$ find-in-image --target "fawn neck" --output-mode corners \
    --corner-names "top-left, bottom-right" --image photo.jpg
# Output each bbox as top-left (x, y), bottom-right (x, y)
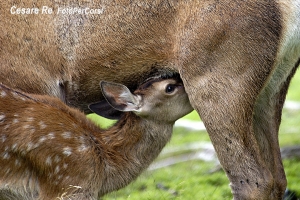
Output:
top-left (98, 112), bottom-right (173, 195)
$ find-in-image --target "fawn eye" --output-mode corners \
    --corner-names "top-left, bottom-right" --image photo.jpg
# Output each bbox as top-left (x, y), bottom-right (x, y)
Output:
top-left (165, 84), bottom-right (176, 94)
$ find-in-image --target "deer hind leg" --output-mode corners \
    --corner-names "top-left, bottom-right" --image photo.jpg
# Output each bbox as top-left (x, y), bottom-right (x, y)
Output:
top-left (181, 55), bottom-right (300, 199)
top-left (179, 60), bottom-right (296, 199)
top-left (253, 59), bottom-right (300, 198)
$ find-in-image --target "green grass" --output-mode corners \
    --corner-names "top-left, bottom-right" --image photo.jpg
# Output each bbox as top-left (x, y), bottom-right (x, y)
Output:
top-left (286, 68), bottom-right (300, 101)
top-left (103, 160), bottom-right (232, 200)
top-left (88, 69), bottom-right (300, 200)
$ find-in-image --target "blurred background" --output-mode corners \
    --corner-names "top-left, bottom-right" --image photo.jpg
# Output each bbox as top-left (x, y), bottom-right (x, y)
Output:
top-left (88, 70), bottom-right (300, 200)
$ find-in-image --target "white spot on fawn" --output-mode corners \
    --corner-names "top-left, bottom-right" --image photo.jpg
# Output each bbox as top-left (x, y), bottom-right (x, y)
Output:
top-left (63, 147), bottom-right (72, 157)
top-left (11, 91), bottom-right (20, 99)
top-left (78, 144), bottom-right (89, 152)
top-left (15, 159), bottom-right (21, 167)
top-left (53, 181), bottom-right (59, 185)
top-left (79, 136), bottom-right (85, 143)
top-left (23, 124), bottom-right (30, 129)
top-left (3, 152), bottom-right (10, 159)
top-left (27, 142), bottom-right (34, 151)
top-left (23, 124), bottom-right (36, 134)
top-left (39, 121), bottom-right (47, 129)
top-left (3, 124), bottom-right (10, 131)
top-left (12, 119), bottom-right (19, 124)
top-left (63, 163), bottom-right (68, 169)
top-left (0, 90), bottom-right (6, 97)
top-left (0, 114), bottom-right (5, 122)
top-left (38, 136), bottom-right (47, 143)
top-left (20, 97), bottom-right (26, 101)
top-left (33, 143), bottom-right (40, 149)
top-left (11, 92), bottom-right (25, 100)
top-left (24, 124), bottom-right (34, 129)
top-left (46, 157), bottom-right (52, 166)
top-left (12, 143), bottom-right (18, 151)
top-left (1, 134), bottom-right (7, 143)
top-left (62, 132), bottom-right (72, 139)
top-left (54, 155), bottom-right (61, 163)
top-left (5, 168), bottom-right (11, 175)
top-left (27, 117), bottom-right (34, 122)
top-left (4, 146), bottom-right (9, 151)
top-left (20, 150), bottom-right (26, 156)
top-left (47, 132), bottom-right (55, 140)
top-left (54, 165), bottom-right (60, 174)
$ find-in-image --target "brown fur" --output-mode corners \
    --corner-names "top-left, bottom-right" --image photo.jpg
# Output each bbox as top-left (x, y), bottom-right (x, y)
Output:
top-left (1, 0), bottom-right (300, 199)
top-left (0, 79), bottom-right (193, 199)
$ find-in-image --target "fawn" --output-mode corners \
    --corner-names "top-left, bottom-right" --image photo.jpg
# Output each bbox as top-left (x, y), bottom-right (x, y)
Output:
top-left (0, 77), bottom-right (193, 199)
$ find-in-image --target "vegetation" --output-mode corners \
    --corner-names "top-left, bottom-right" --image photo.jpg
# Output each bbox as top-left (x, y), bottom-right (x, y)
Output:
top-left (88, 69), bottom-right (300, 200)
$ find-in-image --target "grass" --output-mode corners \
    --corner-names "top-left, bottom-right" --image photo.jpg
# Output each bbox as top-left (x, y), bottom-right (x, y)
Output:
top-left (87, 69), bottom-right (300, 200)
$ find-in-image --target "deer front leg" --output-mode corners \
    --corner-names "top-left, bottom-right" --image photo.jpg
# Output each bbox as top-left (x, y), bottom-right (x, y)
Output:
top-left (181, 67), bottom-right (287, 199)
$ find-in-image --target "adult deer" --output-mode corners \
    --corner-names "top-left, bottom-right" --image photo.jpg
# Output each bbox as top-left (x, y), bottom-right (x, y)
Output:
top-left (0, 77), bottom-right (193, 199)
top-left (0, 0), bottom-right (300, 199)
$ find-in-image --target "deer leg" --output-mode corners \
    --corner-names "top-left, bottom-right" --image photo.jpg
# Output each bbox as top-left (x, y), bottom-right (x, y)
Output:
top-left (251, 59), bottom-right (300, 199)
top-left (180, 64), bottom-right (292, 199)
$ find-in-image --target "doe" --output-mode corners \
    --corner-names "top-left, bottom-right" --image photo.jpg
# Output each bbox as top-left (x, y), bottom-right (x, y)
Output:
top-left (0, 77), bottom-right (193, 200)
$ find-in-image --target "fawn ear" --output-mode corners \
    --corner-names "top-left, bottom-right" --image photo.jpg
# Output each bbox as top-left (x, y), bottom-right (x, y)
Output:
top-left (100, 81), bottom-right (141, 112)
top-left (89, 100), bottom-right (124, 120)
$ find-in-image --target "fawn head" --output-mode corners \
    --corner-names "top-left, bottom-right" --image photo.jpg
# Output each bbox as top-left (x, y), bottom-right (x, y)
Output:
top-left (89, 78), bottom-right (193, 123)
